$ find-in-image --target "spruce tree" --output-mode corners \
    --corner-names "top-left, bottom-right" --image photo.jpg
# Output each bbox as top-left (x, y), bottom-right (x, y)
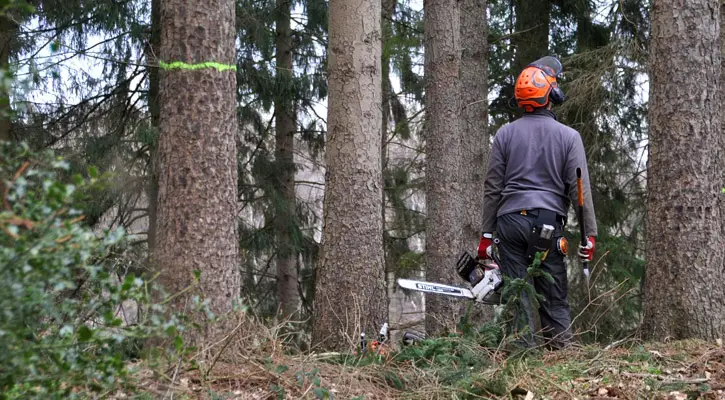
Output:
top-left (154, 0), bottom-right (242, 346)
top-left (274, 0), bottom-right (301, 319)
top-left (312, 0), bottom-right (387, 351)
top-left (460, 0), bottom-right (492, 325)
top-left (423, 0), bottom-right (463, 336)
top-left (642, 0), bottom-right (725, 340)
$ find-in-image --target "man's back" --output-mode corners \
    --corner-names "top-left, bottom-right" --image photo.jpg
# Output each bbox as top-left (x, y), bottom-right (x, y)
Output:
top-left (481, 110), bottom-right (597, 236)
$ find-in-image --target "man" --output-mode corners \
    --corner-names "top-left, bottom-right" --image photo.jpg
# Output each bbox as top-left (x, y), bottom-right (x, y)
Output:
top-left (477, 56), bottom-right (597, 349)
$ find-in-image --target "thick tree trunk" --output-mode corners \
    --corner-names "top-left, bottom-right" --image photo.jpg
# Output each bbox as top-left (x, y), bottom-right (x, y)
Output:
top-left (155, 0), bottom-right (241, 347)
top-left (459, 0), bottom-right (492, 324)
top-left (642, 0), bottom-right (725, 340)
top-left (145, 0), bottom-right (161, 258)
top-left (312, 0), bottom-right (386, 351)
top-left (274, 0), bottom-right (300, 319)
top-left (459, 0), bottom-right (488, 261)
top-left (424, 0), bottom-right (463, 336)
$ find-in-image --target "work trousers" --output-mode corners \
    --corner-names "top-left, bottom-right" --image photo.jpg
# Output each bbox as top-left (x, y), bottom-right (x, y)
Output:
top-left (496, 211), bottom-right (573, 349)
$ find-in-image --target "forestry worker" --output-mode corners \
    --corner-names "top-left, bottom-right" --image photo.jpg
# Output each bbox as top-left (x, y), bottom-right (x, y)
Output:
top-left (476, 56), bottom-right (598, 349)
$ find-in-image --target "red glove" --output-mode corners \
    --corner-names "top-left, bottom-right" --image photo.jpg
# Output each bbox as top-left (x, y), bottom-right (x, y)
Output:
top-left (577, 236), bottom-right (596, 262)
top-left (477, 233), bottom-right (494, 260)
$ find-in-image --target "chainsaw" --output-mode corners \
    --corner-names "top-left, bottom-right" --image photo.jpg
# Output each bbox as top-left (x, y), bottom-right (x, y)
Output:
top-left (396, 250), bottom-right (503, 305)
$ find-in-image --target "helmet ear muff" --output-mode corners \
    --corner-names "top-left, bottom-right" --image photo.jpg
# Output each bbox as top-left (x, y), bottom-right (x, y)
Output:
top-left (549, 84), bottom-right (566, 105)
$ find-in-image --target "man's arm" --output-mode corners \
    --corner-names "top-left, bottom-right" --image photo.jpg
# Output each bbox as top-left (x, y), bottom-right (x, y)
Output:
top-left (565, 133), bottom-right (597, 236)
top-left (481, 132), bottom-right (506, 234)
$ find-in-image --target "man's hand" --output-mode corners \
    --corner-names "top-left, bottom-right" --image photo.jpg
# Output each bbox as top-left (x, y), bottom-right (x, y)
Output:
top-left (477, 233), bottom-right (494, 260)
top-left (577, 236), bottom-right (596, 262)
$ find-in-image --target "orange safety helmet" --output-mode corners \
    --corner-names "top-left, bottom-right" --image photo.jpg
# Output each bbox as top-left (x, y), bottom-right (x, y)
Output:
top-left (514, 56), bottom-right (566, 112)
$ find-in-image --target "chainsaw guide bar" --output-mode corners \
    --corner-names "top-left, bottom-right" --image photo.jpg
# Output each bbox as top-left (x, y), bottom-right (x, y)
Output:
top-left (397, 278), bottom-right (475, 298)
top-left (396, 278), bottom-right (502, 305)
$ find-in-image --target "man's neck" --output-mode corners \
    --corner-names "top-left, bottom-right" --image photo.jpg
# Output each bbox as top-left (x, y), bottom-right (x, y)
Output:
top-left (524, 107), bottom-right (557, 120)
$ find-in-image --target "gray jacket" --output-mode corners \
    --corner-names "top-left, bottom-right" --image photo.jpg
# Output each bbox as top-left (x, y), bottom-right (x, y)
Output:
top-left (481, 110), bottom-right (598, 236)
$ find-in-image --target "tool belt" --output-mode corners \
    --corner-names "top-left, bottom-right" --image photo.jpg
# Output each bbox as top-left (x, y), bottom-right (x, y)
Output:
top-left (521, 209), bottom-right (567, 262)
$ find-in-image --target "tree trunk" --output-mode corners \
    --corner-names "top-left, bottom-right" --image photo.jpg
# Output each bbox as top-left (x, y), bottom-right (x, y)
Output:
top-left (145, 0), bottom-right (161, 258)
top-left (312, 0), bottom-right (387, 351)
top-left (459, 0), bottom-right (487, 266)
top-left (381, 0), bottom-right (394, 170)
top-left (721, 0), bottom-right (725, 284)
top-left (512, 0), bottom-right (550, 73)
top-left (508, 0), bottom-right (550, 120)
top-left (155, 0), bottom-right (241, 347)
top-left (459, 0), bottom-right (492, 324)
top-left (381, 0), bottom-right (393, 328)
top-left (642, 0), bottom-right (725, 340)
top-left (275, 0), bottom-right (300, 320)
top-left (424, 0), bottom-right (463, 336)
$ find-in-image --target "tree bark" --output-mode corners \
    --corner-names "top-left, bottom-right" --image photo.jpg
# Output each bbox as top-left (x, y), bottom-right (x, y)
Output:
top-left (155, 0), bottom-right (241, 347)
top-left (312, 0), bottom-right (387, 351)
top-left (424, 0), bottom-right (464, 336)
top-left (508, 0), bottom-right (550, 120)
top-left (512, 0), bottom-right (550, 73)
top-left (721, 0), bottom-right (725, 284)
top-left (459, 0), bottom-right (488, 261)
top-left (145, 0), bottom-right (161, 259)
top-left (642, 0), bottom-right (725, 340)
top-left (459, 0), bottom-right (492, 324)
top-left (274, 0), bottom-right (300, 320)
top-left (381, 0), bottom-right (393, 323)
top-left (381, 0), bottom-right (394, 168)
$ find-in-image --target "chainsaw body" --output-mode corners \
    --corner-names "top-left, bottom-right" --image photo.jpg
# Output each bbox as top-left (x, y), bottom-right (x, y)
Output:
top-left (397, 251), bottom-right (503, 305)
top-left (456, 250), bottom-right (503, 303)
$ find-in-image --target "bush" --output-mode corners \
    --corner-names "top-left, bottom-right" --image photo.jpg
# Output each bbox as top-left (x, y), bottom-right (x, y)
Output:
top-left (0, 142), bottom-right (180, 399)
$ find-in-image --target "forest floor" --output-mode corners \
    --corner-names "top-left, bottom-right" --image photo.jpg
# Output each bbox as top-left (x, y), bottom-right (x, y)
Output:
top-left (130, 326), bottom-right (725, 400)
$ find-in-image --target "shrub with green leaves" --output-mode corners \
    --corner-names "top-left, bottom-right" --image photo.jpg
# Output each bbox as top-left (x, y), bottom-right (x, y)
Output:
top-left (0, 142), bottom-right (179, 399)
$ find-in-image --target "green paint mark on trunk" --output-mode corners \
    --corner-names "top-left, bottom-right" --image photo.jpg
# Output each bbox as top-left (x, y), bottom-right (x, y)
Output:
top-left (159, 61), bottom-right (236, 72)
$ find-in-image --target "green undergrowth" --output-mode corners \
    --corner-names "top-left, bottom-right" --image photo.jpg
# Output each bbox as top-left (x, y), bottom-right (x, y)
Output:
top-left (388, 338), bottom-right (724, 399)
top-left (310, 323), bottom-right (529, 398)
top-left (302, 333), bottom-right (725, 399)
top-left (0, 142), bottom-right (186, 399)
top-left (386, 336), bottom-right (510, 397)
